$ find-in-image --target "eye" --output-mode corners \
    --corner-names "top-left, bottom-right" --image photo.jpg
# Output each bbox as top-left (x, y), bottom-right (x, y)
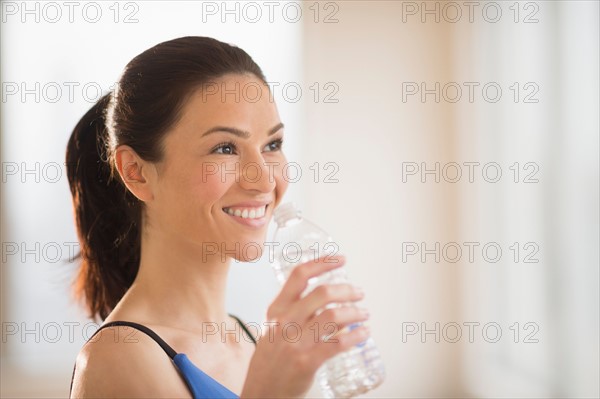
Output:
top-left (211, 138), bottom-right (284, 155)
top-left (264, 138), bottom-right (284, 152)
top-left (212, 142), bottom-right (237, 155)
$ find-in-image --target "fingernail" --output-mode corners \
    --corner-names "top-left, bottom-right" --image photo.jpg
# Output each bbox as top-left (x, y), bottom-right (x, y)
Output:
top-left (354, 286), bottom-right (365, 297)
top-left (359, 308), bottom-right (370, 319)
top-left (324, 255), bottom-right (344, 264)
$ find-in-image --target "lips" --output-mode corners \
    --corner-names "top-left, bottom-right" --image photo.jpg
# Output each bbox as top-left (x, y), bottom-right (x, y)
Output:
top-left (223, 205), bottom-right (267, 219)
top-left (222, 203), bottom-right (270, 228)
top-left (222, 200), bottom-right (272, 208)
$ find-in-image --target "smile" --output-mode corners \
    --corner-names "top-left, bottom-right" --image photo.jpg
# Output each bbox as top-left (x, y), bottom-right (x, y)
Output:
top-left (222, 205), bottom-right (267, 219)
top-left (222, 204), bottom-right (269, 228)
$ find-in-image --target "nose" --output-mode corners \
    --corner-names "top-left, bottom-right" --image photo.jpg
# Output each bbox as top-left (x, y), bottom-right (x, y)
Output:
top-left (238, 152), bottom-right (277, 193)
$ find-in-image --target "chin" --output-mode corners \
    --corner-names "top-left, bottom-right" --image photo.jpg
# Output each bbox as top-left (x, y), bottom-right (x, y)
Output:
top-left (232, 245), bottom-right (264, 262)
top-left (237, 235), bottom-right (268, 262)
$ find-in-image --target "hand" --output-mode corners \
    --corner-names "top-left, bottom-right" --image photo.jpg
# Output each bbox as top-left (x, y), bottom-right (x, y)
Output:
top-left (240, 254), bottom-right (370, 398)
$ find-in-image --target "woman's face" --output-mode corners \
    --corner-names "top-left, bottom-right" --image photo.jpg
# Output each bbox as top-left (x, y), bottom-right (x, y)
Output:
top-left (147, 73), bottom-right (289, 262)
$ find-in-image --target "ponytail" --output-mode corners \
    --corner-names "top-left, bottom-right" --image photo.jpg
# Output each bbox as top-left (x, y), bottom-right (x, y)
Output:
top-left (65, 93), bottom-right (141, 322)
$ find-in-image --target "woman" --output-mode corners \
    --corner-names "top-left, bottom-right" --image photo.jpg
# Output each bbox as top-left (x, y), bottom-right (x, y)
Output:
top-left (66, 36), bottom-right (370, 398)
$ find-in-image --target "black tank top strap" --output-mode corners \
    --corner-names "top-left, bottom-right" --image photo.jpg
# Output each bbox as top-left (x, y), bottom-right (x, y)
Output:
top-left (70, 317), bottom-right (255, 396)
top-left (69, 320), bottom-right (177, 397)
top-left (87, 320), bottom-right (178, 358)
top-left (229, 313), bottom-right (257, 345)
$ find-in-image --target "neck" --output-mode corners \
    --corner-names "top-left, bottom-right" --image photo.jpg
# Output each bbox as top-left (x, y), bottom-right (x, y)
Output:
top-left (120, 223), bottom-right (232, 331)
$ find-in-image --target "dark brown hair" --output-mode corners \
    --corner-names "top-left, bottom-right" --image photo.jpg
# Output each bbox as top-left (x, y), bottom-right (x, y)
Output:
top-left (65, 36), bottom-right (267, 321)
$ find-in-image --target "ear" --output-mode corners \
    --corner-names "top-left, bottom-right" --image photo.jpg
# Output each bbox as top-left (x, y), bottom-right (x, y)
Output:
top-left (114, 145), bottom-right (156, 202)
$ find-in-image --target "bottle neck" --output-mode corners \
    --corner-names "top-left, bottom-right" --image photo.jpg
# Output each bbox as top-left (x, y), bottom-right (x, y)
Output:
top-left (274, 203), bottom-right (302, 227)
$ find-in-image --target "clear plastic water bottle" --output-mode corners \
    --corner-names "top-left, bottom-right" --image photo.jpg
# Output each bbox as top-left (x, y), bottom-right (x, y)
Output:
top-left (270, 202), bottom-right (385, 398)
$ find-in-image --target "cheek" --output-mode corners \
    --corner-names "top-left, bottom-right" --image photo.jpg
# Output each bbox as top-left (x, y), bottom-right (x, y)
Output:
top-left (192, 170), bottom-right (230, 209)
top-left (159, 162), bottom-right (229, 212)
top-left (274, 163), bottom-right (289, 205)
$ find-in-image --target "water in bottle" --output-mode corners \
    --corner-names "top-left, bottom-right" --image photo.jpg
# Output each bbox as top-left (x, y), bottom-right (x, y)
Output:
top-left (270, 202), bottom-right (385, 398)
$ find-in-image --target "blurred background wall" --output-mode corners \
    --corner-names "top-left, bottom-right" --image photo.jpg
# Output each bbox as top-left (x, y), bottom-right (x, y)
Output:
top-left (1, 1), bottom-right (598, 398)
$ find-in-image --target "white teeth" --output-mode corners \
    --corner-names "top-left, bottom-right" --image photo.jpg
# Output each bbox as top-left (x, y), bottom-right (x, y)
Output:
top-left (224, 205), bottom-right (267, 219)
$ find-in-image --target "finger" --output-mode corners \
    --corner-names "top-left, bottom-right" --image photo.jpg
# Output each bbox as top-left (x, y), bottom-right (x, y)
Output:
top-left (312, 325), bottom-right (371, 365)
top-left (309, 306), bottom-right (370, 334)
top-left (288, 284), bottom-right (364, 323)
top-left (274, 254), bottom-right (346, 306)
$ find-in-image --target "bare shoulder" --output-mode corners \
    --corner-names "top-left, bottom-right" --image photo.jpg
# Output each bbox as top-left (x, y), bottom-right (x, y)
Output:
top-left (70, 325), bottom-right (191, 398)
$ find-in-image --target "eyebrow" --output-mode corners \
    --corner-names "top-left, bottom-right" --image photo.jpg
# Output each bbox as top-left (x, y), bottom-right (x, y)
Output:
top-left (201, 122), bottom-right (284, 139)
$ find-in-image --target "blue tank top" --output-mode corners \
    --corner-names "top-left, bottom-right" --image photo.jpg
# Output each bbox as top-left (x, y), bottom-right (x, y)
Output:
top-left (68, 314), bottom-right (257, 398)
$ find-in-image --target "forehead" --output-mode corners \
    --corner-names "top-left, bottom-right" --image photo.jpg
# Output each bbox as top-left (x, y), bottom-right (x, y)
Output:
top-left (176, 73), bottom-right (280, 135)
